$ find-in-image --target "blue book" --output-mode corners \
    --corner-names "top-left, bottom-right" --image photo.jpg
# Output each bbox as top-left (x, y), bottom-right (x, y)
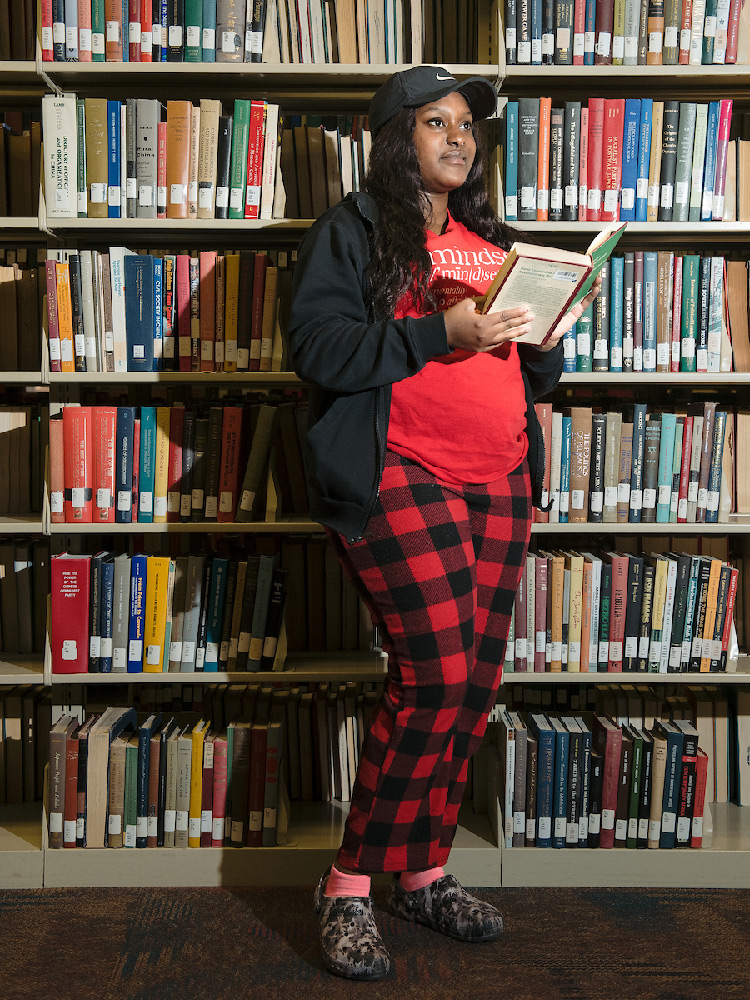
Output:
top-left (706, 411), bottom-right (727, 525)
top-left (153, 257), bottom-right (163, 370)
top-left (138, 406), bottom-right (157, 523)
top-left (629, 402), bottom-right (648, 523)
top-left (528, 713), bottom-right (556, 848)
top-left (115, 406), bottom-right (135, 523)
top-left (64, 0), bottom-right (79, 58)
top-left (559, 415), bottom-right (572, 523)
top-left (121, 0), bottom-right (129, 59)
top-left (656, 413), bottom-right (677, 522)
top-left (549, 717), bottom-right (570, 849)
top-left (202, 0), bottom-right (217, 60)
top-left (128, 554), bottom-right (147, 672)
top-left (124, 255), bottom-right (155, 372)
top-left (52, 0), bottom-right (66, 60)
top-left (204, 557), bottom-right (229, 670)
top-left (99, 554), bottom-right (115, 673)
top-left (656, 721), bottom-right (684, 848)
top-left (635, 99), bottom-right (653, 222)
top-left (161, 0), bottom-right (169, 60)
top-left (609, 255), bottom-right (624, 372)
top-left (680, 556), bottom-right (701, 669)
top-left (702, 102), bottom-right (720, 221)
top-left (642, 251), bottom-right (658, 372)
top-left (583, 0), bottom-right (596, 64)
top-left (562, 322), bottom-right (576, 372)
top-left (504, 102), bottom-right (519, 221)
top-left (620, 99), bottom-right (640, 222)
top-left (107, 100), bottom-right (121, 218)
top-left (136, 713), bottom-right (162, 848)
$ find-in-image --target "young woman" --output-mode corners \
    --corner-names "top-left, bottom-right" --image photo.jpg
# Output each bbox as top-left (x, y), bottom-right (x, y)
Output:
top-left (288, 66), bottom-right (601, 981)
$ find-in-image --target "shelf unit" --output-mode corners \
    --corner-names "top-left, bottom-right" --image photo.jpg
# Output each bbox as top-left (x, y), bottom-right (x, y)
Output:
top-left (1, 56), bottom-right (748, 889)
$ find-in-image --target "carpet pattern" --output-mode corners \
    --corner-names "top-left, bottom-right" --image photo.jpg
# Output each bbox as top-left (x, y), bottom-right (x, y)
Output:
top-left (1, 885), bottom-right (749, 1000)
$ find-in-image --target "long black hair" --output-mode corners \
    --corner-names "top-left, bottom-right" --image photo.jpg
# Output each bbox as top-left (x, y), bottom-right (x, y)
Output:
top-left (363, 106), bottom-right (527, 319)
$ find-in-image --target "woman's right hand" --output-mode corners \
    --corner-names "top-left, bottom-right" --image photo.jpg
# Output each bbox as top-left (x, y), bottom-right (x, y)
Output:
top-left (443, 299), bottom-right (534, 353)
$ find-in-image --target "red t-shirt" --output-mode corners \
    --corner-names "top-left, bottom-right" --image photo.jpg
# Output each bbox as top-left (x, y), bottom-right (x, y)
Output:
top-left (387, 213), bottom-right (528, 485)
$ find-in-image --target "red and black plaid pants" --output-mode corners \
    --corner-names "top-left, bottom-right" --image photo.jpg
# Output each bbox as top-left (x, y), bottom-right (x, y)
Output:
top-left (328, 448), bottom-right (532, 873)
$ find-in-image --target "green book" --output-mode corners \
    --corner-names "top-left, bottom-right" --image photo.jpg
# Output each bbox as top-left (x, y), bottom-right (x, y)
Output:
top-left (124, 734), bottom-right (139, 848)
top-left (91, 0), bottom-right (106, 61)
top-left (76, 98), bottom-right (87, 217)
top-left (576, 303), bottom-right (594, 373)
top-left (623, 724), bottom-right (642, 849)
top-left (680, 255), bottom-right (700, 373)
top-left (185, 0), bottom-right (203, 61)
top-left (228, 99), bottom-right (251, 219)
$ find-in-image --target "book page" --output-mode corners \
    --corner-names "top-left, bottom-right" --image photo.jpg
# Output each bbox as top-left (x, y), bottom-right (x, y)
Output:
top-left (485, 258), bottom-right (589, 345)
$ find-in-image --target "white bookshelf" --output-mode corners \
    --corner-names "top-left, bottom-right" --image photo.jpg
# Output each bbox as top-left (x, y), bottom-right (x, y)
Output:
top-left (0, 803), bottom-right (44, 889)
top-left (0, 655), bottom-right (45, 685)
top-left (48, 519), bottom-right (324, 534)
top-left (49, 371), bottom-right (302, 385)
top-left (0, 516), bottom-right (45, 533)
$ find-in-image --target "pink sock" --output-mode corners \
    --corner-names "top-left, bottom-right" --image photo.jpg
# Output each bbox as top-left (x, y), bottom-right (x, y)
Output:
top-left (324, 864), bottom-right (372, 898)
top-left (399, 866), bottom-right (445, 892)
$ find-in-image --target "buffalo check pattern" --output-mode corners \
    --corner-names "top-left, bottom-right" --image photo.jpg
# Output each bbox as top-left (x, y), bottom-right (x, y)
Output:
top-left (328, 449), bottom-right (532, 874)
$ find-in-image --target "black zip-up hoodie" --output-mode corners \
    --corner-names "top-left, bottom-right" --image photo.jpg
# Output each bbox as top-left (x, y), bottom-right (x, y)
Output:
top-left (288, 192), bottom-right (563, 541)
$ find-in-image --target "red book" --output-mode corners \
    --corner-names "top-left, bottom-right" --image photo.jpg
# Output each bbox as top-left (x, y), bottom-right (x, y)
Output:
top-left (534, 402), bottom-right (553, 523)
top-left (690, 749), bottom-right (709, 847)
top-left (679, 0), bottom-right (693, 64)
top-left (128, 0), bottom-right (142, 60)
top-left (534, 555), bottom-right (548, 672)
top-left (212, 735), bottom-right (228, 846)
top-left (606, 551), bottom-right (628, 671)
top-left (77, 0), bottom-right (92, 61)
top-left (147, 733), bottom-right (160, 847)
top-left (514, 560), bottom-right (527, 672)
top-left (51, 554), bottom-right (91, 674)
top-left (536, 97), bottom-right (551, 222)
top-left (176, 254), bottom-right (192, 372)
top-left (217, 406), bottom-right (243, 522)
top-left (64, 728), bottom-right (80, 846)
top-left (105, 0), bottom-right (123, 60)
top-left (45, 260), bottom-right (62, 373)
top-left (200, 733), bottom-right (215, 847)
top-left (671, 255), bottom-right (683, 372)
top-left (167, 404), bottom-right (185, 523)
top-left (141, 0), bottom-right (153, 60)
top-left (244, 100), bottom-right (266, 220)
top-left (157, 120), bottom-right (167, 219)
top-left (62, 405), bottom-right (93, 522)
top-left (578, 106), bottom-right (589, 221)
top-left (726, 0), bottom-right (741, 63)
top-left (601, 99), bottom-right (624, 222)
top-left (245, 723), bottom-right (267, 847)
top-left (93, 406), bottom-right (117, 523)
top-left (41, 0), bottom-right (54, 60)
top-left (249, 252), bottom-right (268, 372)
top-left (573, 0), bottom-right (585, 64)
top-left (131, 417), bottom-right (141, 522)
top-left (594, 0), bottom-right (614, 64)
top-left (592, 714), bottom-right (622, 848)
top-left (49, 417), bottom-right (65, 525)
top-left (199, 251), bottom-right (217, 372)
top-left (586, 98), bottom-right (605, 222)
top-left (677, 415), bottom-right (693, 522)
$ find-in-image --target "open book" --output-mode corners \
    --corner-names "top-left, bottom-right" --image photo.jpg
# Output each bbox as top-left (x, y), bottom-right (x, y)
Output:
top-left (479, 221), bottom-right (627, 346)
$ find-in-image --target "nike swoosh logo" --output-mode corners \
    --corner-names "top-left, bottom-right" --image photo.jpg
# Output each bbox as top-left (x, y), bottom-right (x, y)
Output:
top-left (435, 74), bottom-right (455, 80)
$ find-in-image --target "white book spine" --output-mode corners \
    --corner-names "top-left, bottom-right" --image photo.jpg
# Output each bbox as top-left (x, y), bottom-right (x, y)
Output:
top-left (42, 95), bottom-right (78, 219)
top-left (659, 559), bottom-right (678, 672)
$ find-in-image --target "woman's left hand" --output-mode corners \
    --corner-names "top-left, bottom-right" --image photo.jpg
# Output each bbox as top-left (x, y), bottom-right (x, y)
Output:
top-left (534, 275), bottom-right (603, 352)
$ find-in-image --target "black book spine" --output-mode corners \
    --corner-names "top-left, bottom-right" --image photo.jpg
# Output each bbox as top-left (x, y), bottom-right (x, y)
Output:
top-left (518, 0), bottom-right (531, 62)
top-left (554, 0), bottom-right (574, 64)
top-left (637, 564), bottom-right (655, 671)
top-left (215, 116), bottom-right (233, 220)
top-left (153, 0), bottom-right (162, 60)
top-left (566, 730), bottom-right (581, 845)
top-left (191, 417), bottom-right (209, 521)
top-left (589, 413), bottom-right (606, 522)
top-left (180, 409), bottom-right (196, 522)
top-left (195, 558), bottom-right (213, 670)
top-left (76, 734), bottom-right (88, 846)
top-left (260, 566), bottom-right (288, 669)
top-left (658, 100), bottom-right (680, 221)
top-left (614, 733), bottom-right (632, 847)
top-left (587, 752), bottom-right (603, 847)
top-left (517, 98), bottom-right (540, 221)
top-left (249, 0), bottom-right (266, 62)
top-left (623, 253), bottom-right (635, 372)
top-left (237, 556), bottom-right (259, 671)
top-left (549, 107), bottom-right (565, 222)
top-left (506, 0), bottom-right (518, 64)
top-left (562, 101), bottom-right (581, 222)
top-left (598, 562), bottom-right (612, 671)
top-left (676, 727), bottom-right (698, 845)
top-left (710, 564), bottom-right (732, 671)
top-left (69, 253), bottom-right (86, 372)
top-left (623, 555), bottom-right (643, 671)
top-left (668, 555), bottom-right (691, 671)
top-left (542, 0), bottom-right (555, 64)
top-left (89, 553), bottom-right (102, 672)
top-left (688, 558), bottom-right (712, 670)
top-left (637, 735), bottom-right (652, 848)
top-left (218, 560), bottom-right (238, 668)
top-left (641, 416), bottom-right (661, 524)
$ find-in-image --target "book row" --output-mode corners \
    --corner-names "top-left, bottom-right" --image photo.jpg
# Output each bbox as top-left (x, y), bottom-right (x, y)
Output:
top-left (533, 401), bottom-right (732, 525)
top-left (0, 2), bottom-right (35, 60)
top-left (503, 0), bottom-right (747, 66)
top-left (44, 246), bottom-right (293, 374)
top-left (0, 539), bottom-right (49, 657)
top-left (50, 550), bottom-right (288, 675)
top-left (0, 407), bottom-right (46, 518)
top-left (561, 253), bottom-right (750, 374)
top-left (0, 111), bottom-right (41, 218)
top-left (50, 399), bottom-right (309, 525)
top-left (501, 98), bottom-right (750, 224)
top-left (503, 547), bottom-right (738, 676)
top-left (0, 264), bottom-right (44, 372)
top-left (493, 709), bottom-right (713, 849)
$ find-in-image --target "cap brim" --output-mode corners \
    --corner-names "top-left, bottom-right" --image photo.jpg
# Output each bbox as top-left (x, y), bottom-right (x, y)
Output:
top-left (404, 77), bottom-right (497, 122)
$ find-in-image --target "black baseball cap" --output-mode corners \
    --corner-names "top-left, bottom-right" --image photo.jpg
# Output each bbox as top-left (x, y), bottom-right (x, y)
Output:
top-left (368, 65), bottom-right (498, 138)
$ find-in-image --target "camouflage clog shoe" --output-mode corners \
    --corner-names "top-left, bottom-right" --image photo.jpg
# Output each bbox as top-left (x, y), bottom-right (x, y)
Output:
top-left (387, 874), bottom-right (504, 942)
top-left (314, 869), bottom-right (391, 980)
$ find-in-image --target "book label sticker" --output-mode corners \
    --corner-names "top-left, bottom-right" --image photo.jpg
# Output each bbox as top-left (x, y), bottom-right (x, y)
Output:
top-left (658, 484), bottom-right (671, 506)
top-left (182, 640), bottom-right (196, 663)
top-left (106, 20), bottom-right (120, 42)
top-left (64, 820), bottom-right (76, 843)
top-left (601, 808), bottom-right (615, 830)
top-left (517, 41), bottom-right (531, 61)
top-left (108, 185), bottom-right (121, 207)
top-left (212, 817), bottom-right (224, 841)
top-left (51, 491), bottom-right (64, 513)
top-left (692, 816), bottom-right (703, 838)
top-left (608, 641), bottom-right (622, 661)
top-left (618, 482), bottom-right (630, 503)
top-left (554, 817), bottom-right (566, 837)
top-left (202, 28), bottom-right (216, 50)
top-left (505, 27), bottom-right (516, 48)
top-left (222, 31), bottom-right (237, 52)
top-left (141, 31), bottom-right (152, 52)
top-left (627, 818), bottom-right (638, 839)
top-left (100, 638), bottom-right (112, 657)
top-left (139, 185), bottom-right (154, 207)
top-left (201, 810), bottom-right (212, 833)
top-left (571, 489), bottom-right (584, 510)
top-left (625, 637), bottom-right (638, 658)
top-left (164, 810), bottom-right (176, 833)
top-left (661, 811), bottom-right (676, 834)
top-left (79, 28), bottom-right (92, 51)
top-left (588, 813), bottom-right (601, 834)
top-left (590, 491), bottom-right (603, 513)
top-left (188, 817), bottom-right (201, 838)
top-left (206, 642), bottom-right (219, 663)
top-left (129, 639), bottom-right (142, 661)
top-left (168, 25), bottom-right (183, 46)
top-left (187, 25), bottom-right (201, 46)
top-left (117, 490), bottom-right (131, 511)
top-left (113, 647), bottom-right (126, 670)
top-left (612, 35), bottom-right (624, 59)
top-left (169, 641), bottom-right (182, 662)
top-left (136, 817), bottom-right (148, 838)
top-left (648, 31), bottom-right (662, 51)
top-left (146, 644), bottom-right (161, 665)
top-left (677, 818), bottom-right (691, 841)
top-left (170, 184), bottom-right (185, 205)
top-left (219, 491), bottom-right (233, 513)
top-left (598, 641), bottom-right (608, 663)
top-left (176, 810), bottom-right (189, 831)
top-left (89, 636), bottom-right (101, 658)
top-left (90, 182), bottom-right (107, 204)
top-left (596, 31), bottom-right (611, 55)
top-left (139, 492), bottom-right (153, 513)
top-left (152, 24), bottom-right (162, 45)
top-left (107, 813), bottom-right (121, 835)
top-left (71, 487), bottom-right (86, 508)
top-left (148, 817), bottom-right (158, 838)
top-left (154, 495), bottom-right (168, 517)
top-left (643, 488), bottom-right (656, 509)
